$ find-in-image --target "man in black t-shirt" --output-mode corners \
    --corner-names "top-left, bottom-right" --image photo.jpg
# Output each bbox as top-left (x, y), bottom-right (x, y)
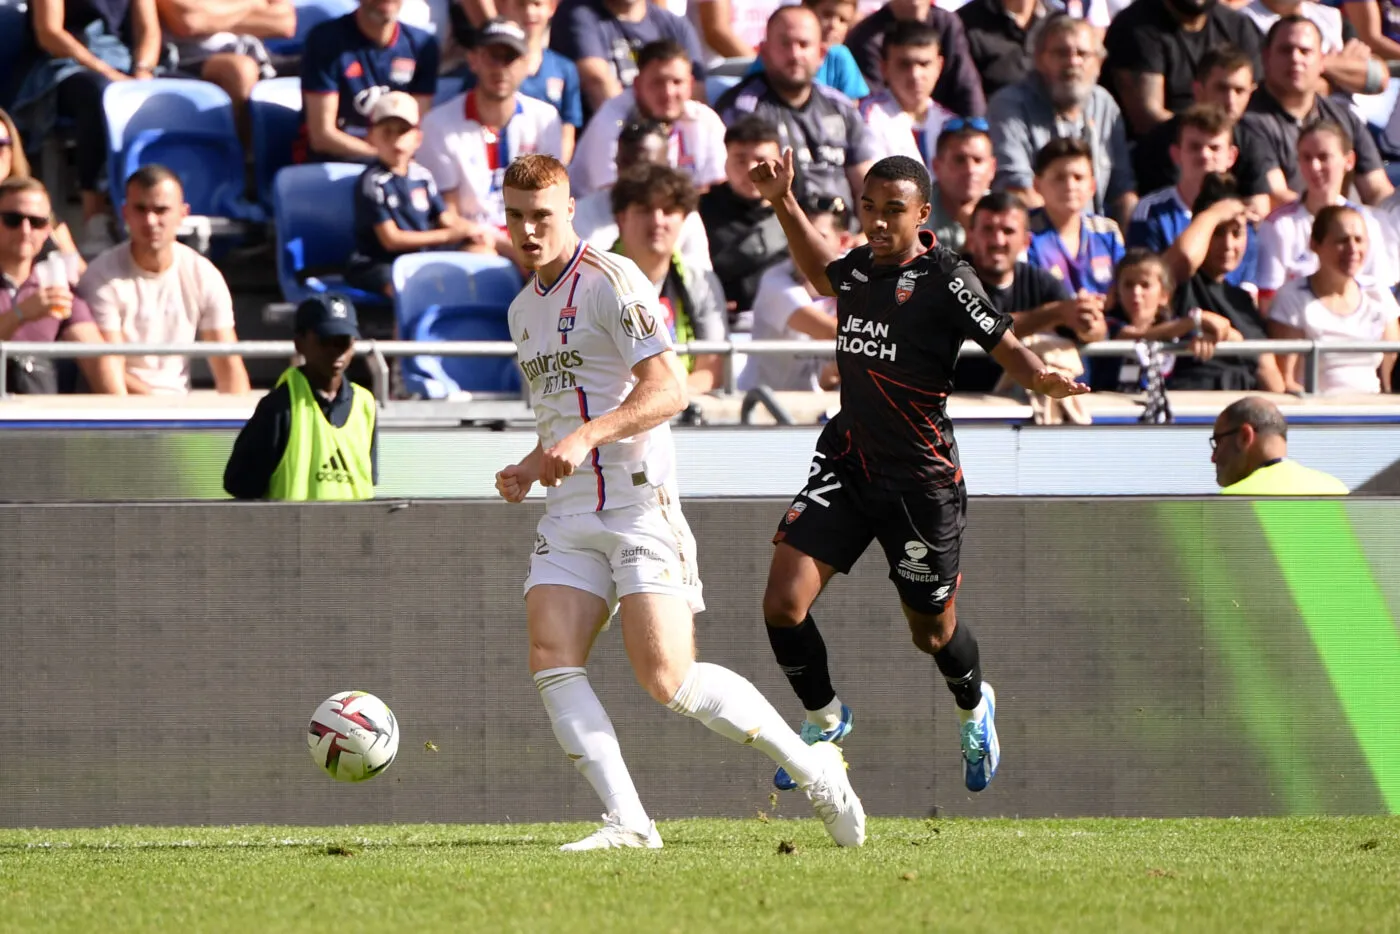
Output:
top-left (714, 6), bottom-right (883, 207)
top-left (699, 117), bottom-right (788, 315)
top-left (956, 191), bottom-right (1106, 391)
top-left (1104, 0), bottom-right (1263, 139)
top-left (1246, 16), bottom-right (1392, 204)
top-left (1132, 45), bottom-right (1284, 212)
top-left (749, 151), bottom-right (1087, 796)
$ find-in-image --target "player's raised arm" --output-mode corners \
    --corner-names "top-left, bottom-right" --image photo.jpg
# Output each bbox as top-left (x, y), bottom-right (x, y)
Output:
top-left (750, 149), bottom-right (840, 298)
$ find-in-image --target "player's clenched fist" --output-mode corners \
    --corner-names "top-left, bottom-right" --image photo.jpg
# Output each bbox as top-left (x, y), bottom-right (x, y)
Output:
top-left (749, 147), bottom-right (796, 204)
top-left (495, 463), bottom-right (534, 502)
top-left (538, 432), bottom-right (593, 487)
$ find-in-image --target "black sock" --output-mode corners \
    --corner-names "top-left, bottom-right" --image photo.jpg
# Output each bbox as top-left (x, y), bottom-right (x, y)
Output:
top-left (765, 614), bottom-right (837, 712)
top-left (933, 621), bottom-right (983, 710)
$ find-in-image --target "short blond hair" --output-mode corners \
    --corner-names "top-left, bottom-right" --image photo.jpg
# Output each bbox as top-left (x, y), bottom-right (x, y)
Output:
top-left (503, 154), bottom-right (570, 192)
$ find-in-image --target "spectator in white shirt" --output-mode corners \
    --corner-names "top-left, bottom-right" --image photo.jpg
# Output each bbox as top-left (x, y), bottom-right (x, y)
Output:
top-left (1241, 0), bottom-right (1383, 96)
top-left (78, 166), bottom-right (250, 395)
top-left (741, 196), bottom-right (852, 392)
top-left (574, 118), bottom-right (712, 270)
top-left (418, 18), bottom-right (563, 260)
top-left (1268, 204), bottom-right (1400, 394)
top-left (1258, 121), bottom-right (1397, 313)
top-left (569, 39), bottom-right (728, 196)
top-left (858, 21), bottom-right (955, 177)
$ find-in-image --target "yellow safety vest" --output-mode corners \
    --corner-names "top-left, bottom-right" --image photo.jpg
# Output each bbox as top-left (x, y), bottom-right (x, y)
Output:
top-left (1220, 459), bottom-right (1349, 496)
top-left (266, 367), bottom-right (376, 501)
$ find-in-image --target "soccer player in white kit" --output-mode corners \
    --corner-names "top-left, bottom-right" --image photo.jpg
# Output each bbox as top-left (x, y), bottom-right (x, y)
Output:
top-left (494, 154), bottom-right (866, 850)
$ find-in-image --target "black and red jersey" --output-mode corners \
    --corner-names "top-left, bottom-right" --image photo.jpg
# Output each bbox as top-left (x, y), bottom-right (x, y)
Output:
top-left (818, 231), bottom-right (1011, 491)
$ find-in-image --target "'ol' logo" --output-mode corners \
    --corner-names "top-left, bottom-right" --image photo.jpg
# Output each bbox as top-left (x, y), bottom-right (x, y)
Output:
top-left (557, 306), bottom-right (577, 344)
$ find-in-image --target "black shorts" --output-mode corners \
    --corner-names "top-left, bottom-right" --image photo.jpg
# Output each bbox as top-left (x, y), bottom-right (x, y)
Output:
top-left (773, 455), bottom-right (966, 613)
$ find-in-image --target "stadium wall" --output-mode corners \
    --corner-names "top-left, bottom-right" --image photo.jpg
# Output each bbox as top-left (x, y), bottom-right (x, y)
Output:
top-left (3, 498), bottom-right (1398, 829)
top-left (2, 423), bottom-right (1400, 500)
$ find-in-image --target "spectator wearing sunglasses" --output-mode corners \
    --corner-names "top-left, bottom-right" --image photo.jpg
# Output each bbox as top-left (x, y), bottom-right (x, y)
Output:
top-left (858, 23), bottom-right (954, 177)
top-left (0, 107), bottom-right (84, 268)
top-left (986, 15), bottom-right (1137, 227)
top-left (0, 177), bottom-right (123, 394)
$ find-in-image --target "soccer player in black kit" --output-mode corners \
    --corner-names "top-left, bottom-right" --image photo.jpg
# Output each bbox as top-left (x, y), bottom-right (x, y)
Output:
top-left (749, 151), bottom-right (1088, 794)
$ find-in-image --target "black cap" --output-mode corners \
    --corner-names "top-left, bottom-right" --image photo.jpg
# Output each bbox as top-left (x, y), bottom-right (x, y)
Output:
top-left (475, 17), bottom-right (529, 57)
top-left (295, 293), bottom-right (360, 338)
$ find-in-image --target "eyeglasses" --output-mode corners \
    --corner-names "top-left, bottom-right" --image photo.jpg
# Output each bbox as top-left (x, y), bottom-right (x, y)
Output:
top-left (0, 211), bottom-right (50, 230)
top-left (1209, 427), bottom-right (1242, 451)
top-left (941, 117), bottom-right (990, 135)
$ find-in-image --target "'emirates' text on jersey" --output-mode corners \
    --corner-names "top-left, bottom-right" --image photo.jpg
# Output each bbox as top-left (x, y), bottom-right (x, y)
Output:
top-left (821, 232), bottom-right (1011, 491)
top-left (508, 242), bottom-right (679, 516)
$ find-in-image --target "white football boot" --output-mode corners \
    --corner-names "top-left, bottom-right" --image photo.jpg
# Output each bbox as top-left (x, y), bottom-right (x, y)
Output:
top-left (559, 813), bottom-right (664, 851)
top-left (800, 741), bottom-right (867, 847)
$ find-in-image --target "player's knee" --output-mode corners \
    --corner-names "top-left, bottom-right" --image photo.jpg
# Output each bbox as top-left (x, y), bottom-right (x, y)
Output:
top-left (636, 660), bottom-right (688, 705)
top-left (906, 606), bottom-right (955, 655)
top-left (762, 585), bottom-right (809, 629)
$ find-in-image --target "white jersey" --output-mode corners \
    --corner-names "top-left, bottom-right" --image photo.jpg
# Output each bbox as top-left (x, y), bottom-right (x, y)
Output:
top-left (509, 241), bottom-right (679, 516)
top-left (1267, 276), bottom-right (1399, 395)
top-left (1256, 197), bottom-right (1397, 295)
top-left (568, 90), bottom-right (728, 197)
top-left (418, 91), bottom-right (564, 228)
top-left (858, 90), bottom-right (955, 179)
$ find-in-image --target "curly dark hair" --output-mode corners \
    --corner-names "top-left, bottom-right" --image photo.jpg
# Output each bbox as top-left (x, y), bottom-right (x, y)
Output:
top-left (610, 163), bottom-right (699, 217)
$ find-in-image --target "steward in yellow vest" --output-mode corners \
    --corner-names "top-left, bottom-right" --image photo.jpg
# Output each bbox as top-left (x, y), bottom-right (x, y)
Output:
top-left (1212, 397), bottom-right (1346, 496)
top-left (223, 294), bottom-right (377, 501)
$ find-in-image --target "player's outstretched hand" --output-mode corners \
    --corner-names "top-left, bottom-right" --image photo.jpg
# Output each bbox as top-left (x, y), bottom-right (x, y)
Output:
top-left (539, 433), bottom-right (592, 488)
top-left (1032, 371), bottom-right (1091, 399)
top-left (495, 464), bottom-right (534, 503)
top-left (750, 147), bottom-right (796, 205)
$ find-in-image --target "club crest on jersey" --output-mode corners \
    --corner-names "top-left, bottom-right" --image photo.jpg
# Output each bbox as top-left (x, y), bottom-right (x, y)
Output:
top-left (895, 269), bottom-right (922, 304)
top-left (785, 501), bottom-right (807, 524)
top-left (620, 302), bottom-right (657, 339)
top-left (390, 57), bottom-right (416, 86)
top-left (557, 306), bottom-right (577, 343)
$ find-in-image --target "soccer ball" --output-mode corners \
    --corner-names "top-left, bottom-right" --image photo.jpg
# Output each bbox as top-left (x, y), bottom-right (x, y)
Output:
top-left (307, 691), bottom-right (400, 782)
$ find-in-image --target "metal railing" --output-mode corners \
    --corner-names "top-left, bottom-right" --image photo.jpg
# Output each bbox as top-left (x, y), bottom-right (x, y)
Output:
top-left (2, 338), bottom-right (1399, 402)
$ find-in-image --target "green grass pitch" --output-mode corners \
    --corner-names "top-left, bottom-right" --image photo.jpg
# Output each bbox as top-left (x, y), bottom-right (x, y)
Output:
top-left (1, 818), bottom-right (1397, 933)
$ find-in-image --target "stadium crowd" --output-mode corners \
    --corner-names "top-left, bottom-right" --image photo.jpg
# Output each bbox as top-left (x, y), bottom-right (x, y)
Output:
top-left (1, 0), bottom-right (1400, 399)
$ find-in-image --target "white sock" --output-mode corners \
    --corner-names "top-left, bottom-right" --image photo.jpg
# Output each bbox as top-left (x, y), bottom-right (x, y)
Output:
top-left (805, 697), bottom-right (845, 731)
top-left (667, 661), bottom-right (822, 787)
top-left (534, 667), bottom-right (651, 832)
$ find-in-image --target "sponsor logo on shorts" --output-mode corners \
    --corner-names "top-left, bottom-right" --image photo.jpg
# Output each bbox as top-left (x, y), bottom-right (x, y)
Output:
top-left (620, 545), bottom-right (665, 567)
top-left (896, 539), bottom-right (939, 582)
top-left (785, 501), bottom-right (807, 524)
top-left (534, 534), bottom-right (549, 555)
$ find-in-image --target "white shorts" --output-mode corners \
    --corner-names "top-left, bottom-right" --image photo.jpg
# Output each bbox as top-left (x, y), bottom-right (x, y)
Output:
top-left (524, 498), bottom-right (705, 614)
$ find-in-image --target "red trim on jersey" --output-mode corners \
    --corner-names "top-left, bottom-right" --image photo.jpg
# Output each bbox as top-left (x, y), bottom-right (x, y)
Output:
top-left (534, 241), bottom-right (587, 296)
top-left (576, 387), bottom-right (606, 511)
top-left (866, 370), bottom-right (961, 481)
top-left (900, 230), bottom-right (938, 266)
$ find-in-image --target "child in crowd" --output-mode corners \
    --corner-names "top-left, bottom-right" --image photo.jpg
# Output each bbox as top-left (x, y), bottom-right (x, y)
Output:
top-left (346, 93), bottom-right (482, 301)
top-left (1027, 136), bottom-right (1125, 297)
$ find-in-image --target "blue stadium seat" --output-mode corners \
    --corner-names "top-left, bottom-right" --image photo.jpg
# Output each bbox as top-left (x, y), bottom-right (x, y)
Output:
top-left (274, 162), bottom-right (389, 308)
top-left (248, 77), bottom-right (303, 209)
top-left (705, 75), bottom-right (740, 107)
top-left (102, 79), bottom-right (262, 222)
top-left (264, 0), bottom-right (357, 57)
top-left (0, 5), bottom-right (27, 110)
top-left (391, 252), bottom-right (523, 397)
